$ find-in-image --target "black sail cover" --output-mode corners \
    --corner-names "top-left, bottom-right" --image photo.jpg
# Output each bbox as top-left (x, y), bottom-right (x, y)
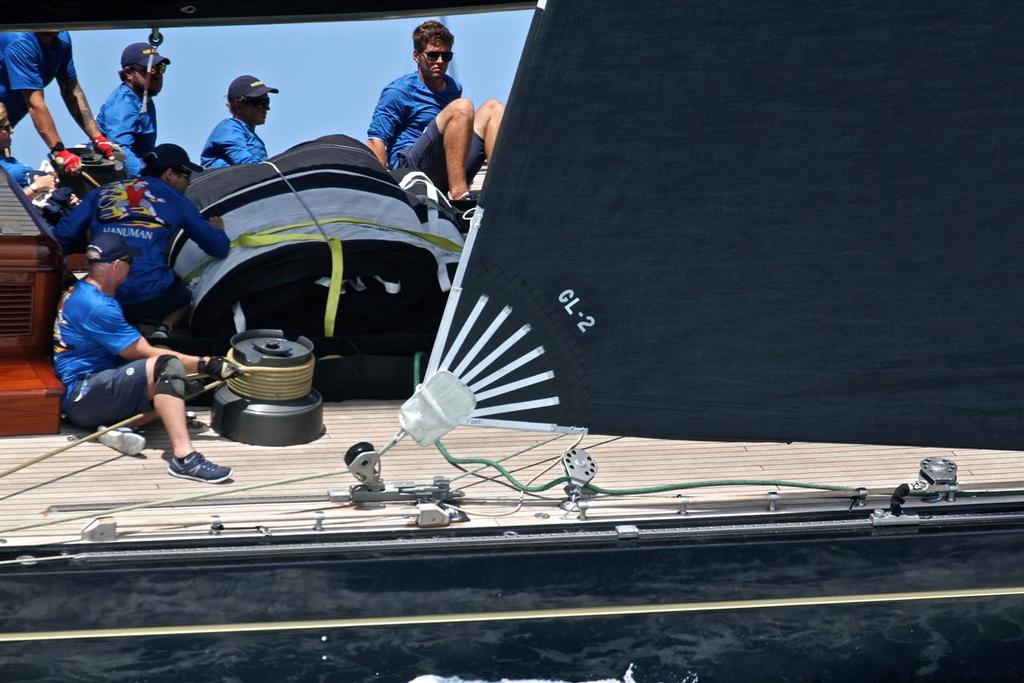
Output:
top-left (429, 1), bottom-right (1024, 448)
top-left (174, 135), bottom-right (463, 341)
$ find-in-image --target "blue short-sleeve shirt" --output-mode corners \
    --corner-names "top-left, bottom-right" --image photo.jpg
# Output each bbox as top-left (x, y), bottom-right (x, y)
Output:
top-left (367, 73), bottom-right (462, 169)
top-left (52, 280), bottom-right (142, 389)
top-left (97, 83), bottom-right (157, 178)
top-left (0, 32), bottom-right (77, 128)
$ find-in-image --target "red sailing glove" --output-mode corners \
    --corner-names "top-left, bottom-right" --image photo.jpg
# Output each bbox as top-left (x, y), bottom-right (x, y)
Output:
top-left (91, 134), bottom-right (119, 160)
top-left (51, 148), bottom-right (82, 174)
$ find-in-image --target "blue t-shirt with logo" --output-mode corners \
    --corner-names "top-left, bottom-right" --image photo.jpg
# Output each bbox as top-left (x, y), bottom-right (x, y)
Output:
top-left (367, 72), bottom-right (461, 169)
top-left (52, 280), bottom-right (141, 394)
top-left (97, 83), bottom-right (157, 178)
top-left (53, 176), bottom-right (229, 305)
top-left (200, 117), bottom-right (268, 169)
top-left (0, 32), bottom-right (77, 128)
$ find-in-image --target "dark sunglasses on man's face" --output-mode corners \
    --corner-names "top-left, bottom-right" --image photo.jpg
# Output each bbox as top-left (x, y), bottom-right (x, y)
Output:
top-left (420, 50), bottom-right (454, 63)
top-left (135, 62), bottom-right (167, 76)
top-left (244, 97), bottom-right (270, 108)
top-left (172, 167), bottom-right (192, 179)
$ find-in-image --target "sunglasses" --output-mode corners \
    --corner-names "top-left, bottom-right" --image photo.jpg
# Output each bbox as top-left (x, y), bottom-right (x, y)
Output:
top-left (134, 62), bottom-right (167, 76)
top-left (171, 167), bottom-right (192, 179)
top-left (243, 97), bottom-right (270, 108)
top-left (420, 50), bottom-right (454, 63)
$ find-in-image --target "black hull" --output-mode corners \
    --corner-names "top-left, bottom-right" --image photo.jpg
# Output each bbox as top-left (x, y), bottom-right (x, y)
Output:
top-left (3, 506), bottom-right (1024, 681)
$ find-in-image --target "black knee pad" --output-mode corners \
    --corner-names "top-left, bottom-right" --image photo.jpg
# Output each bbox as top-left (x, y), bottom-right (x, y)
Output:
top-left (153, 355), bottom-right (186, 399)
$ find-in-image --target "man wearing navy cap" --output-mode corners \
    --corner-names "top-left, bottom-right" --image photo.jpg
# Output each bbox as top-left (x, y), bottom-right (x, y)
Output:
top-left (200, 75), bottom-right (279, 169)
top-left (97, 43), bottom-right (171, 177)
top-left (53, 232), bottom-right (237, 483)
top-left (0, 32), bottom-right (118, 175)
top-left (54, 143), bottom-right (229, 338)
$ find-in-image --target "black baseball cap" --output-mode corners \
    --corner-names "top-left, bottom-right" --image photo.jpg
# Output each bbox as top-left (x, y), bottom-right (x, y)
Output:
top-left (87, 233), bottom-right (141, 262)
top-left (121, 43), bottom-right (170, 69)
top-left (228, 75), bottom-right (279, 101)
top-left (143, 143), bottom-right (203, 174)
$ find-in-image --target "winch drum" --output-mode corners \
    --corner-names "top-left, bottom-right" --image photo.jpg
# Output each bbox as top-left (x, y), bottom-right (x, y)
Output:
top-left (210, 329), bottom-right (324, 447)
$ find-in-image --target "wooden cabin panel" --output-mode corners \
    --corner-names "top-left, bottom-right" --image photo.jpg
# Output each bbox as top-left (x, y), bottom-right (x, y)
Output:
top-left (0, 356), bottom-right (62, 436)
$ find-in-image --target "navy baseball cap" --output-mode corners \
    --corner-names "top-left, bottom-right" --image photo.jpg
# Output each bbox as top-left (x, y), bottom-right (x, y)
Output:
top-left (228, 75), bottom-right (279, 100)
top-left (143, 143), bottom-right (203, 174)
top-left (87, 233), bottom-right (141, 262)
top-left (121, 43), bottom-right (170, 69)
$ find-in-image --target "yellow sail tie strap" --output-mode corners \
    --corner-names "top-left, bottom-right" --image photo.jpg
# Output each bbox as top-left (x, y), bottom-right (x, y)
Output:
top-left (233, 232), bottom-right (344, 336)
top-left (184, 217), bottom-right (462, 284)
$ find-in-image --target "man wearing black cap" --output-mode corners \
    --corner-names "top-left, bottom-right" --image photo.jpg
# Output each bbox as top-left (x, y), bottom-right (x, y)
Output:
top-left (54, 143), bottom-right (229, 338)
top-left (200, 75), bottom-right (279, 169)
top-left (0, 31), bottom-right (118, 175)
top-left (53, 232), bottom-right (237, 483)
top-left (97, 43), bottom-right (171, 177)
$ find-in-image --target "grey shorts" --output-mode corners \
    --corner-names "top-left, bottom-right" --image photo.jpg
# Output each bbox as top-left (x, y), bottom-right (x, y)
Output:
top-left (395, 120), bottom-right (486, 194)
top-left (62, 359), bottom-right (152, 429)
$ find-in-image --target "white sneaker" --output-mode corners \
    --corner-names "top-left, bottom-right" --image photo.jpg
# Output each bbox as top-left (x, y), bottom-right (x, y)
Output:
top-left (97, 426), bottom-right (146, 455)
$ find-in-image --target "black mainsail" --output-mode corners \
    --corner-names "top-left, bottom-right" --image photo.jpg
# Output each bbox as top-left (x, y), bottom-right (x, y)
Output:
top-left (428, 0), bottom-right (1024, 449)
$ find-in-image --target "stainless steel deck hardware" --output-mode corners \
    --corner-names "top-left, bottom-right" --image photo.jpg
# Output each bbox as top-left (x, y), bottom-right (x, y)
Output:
top-left (81, 517), bottom-right (117, 542)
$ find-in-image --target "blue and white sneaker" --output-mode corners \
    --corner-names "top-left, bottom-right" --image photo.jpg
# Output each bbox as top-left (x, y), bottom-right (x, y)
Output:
top-left (168, 452), bottom-right (232, 483)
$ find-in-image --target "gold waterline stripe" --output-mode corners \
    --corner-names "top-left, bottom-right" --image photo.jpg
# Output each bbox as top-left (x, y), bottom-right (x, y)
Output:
top-left (2, 585), bottom-right (1023, 643)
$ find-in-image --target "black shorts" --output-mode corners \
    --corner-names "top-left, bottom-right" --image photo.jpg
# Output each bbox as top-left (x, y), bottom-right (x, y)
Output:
top-left (120, 278), bottom-right (192, 324)
top-left (62, 359), bottom-right (152, 429)
top-left (395, 120), bottom-right (486, 194)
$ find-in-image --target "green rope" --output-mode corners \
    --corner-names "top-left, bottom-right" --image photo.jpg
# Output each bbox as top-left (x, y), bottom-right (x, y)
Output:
top-left (413, 352), bottom-right (861, 497)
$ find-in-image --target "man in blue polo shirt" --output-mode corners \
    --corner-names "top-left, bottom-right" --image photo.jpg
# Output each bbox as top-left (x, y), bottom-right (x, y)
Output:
top-left (0, 32), bottom-right (118, 175)
top-left (54, 143), bottom-right (229, 337)
top-left (200, 75), bottom-right (279, 168)
top-left (53, 232), bottom-right (237, 483)
top-left (97, 43), bottom-right (171, 177)
top-left (367, 20), bottom-right (505, 201)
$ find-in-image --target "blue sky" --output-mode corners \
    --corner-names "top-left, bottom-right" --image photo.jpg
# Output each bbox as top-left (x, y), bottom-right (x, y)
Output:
top-left (9, 10), bottom-right (533, 170)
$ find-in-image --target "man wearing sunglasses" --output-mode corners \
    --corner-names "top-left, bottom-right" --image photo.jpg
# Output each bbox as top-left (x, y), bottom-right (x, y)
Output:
top-left (54, 143), bottom-right (228, 339)
top-left (97, 43), bottom-right (171, 177)
top-left (0, 32), bottom-right (117, 176)
top-left (200, 75), bottom-right (279, 169)
top-left (53, 232), bottom-right (237, 483)
top-left (368, 20), bottom-right (505, 201)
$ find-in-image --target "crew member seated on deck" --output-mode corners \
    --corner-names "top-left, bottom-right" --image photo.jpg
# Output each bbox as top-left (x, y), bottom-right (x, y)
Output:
top-left (200, 75), bottom-right (279, 169)
top-left (97, 42), bottom-right (171, 178)
top-left (53, 143), bottom-right (229, 338)
top-left (0, 31), bottom-right (119, 175)
top-left (367, 20), bottom-right (504, 201)
top-left (53, 233), bottom-right (237, 483)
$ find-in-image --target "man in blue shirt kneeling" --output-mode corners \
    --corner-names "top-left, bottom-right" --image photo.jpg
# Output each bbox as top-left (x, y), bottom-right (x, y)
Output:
top-left (54, 143), bottom-right (229, 338)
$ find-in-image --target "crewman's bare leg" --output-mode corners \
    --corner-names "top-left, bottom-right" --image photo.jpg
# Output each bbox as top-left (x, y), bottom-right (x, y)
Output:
top-left (436, 97), bottom-right (474, 199)
top-left (474, 99), bottom-right (505, 160)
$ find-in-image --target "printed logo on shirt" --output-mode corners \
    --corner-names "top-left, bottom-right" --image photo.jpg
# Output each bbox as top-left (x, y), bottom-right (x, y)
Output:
top-left (96, 179), bottom-right (167, 228)
top-left (52, 286), bottom-right (74, 356)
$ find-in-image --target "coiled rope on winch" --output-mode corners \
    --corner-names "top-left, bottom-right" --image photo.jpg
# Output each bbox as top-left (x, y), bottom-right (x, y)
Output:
top-left (224, 349), bottom-right (315, 401)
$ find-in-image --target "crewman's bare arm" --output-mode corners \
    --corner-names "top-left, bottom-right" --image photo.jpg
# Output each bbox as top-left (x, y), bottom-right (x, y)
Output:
top-left (58, 78), bottom-right (102, 140)
top-left (367, 138), bottom-right (389, 169)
